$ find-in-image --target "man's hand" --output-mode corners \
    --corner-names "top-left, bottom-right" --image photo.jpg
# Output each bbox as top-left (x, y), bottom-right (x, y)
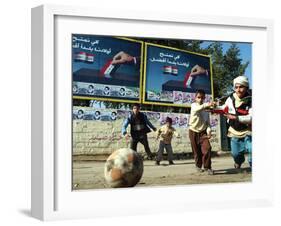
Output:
top-left (112, 51), bottom-right (134, 65)
top-left (190, 64), bottom-right (207, 77)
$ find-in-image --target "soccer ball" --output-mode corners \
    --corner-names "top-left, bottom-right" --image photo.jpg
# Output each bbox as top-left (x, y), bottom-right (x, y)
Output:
top-left (104, 148), bottom-right (143, 188)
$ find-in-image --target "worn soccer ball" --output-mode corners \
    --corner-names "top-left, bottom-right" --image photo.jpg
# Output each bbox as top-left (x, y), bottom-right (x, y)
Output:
top-left (104, 148), bottom-right (144, 188)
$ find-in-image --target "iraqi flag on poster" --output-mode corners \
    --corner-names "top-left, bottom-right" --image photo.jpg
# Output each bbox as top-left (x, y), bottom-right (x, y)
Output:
top-left (163, 65), bottom-right (172, 74)
top-left (171, 66), bottom-right (178, 75)
top-left (162, 65), bottom-right (178, 76)
top-left (85, 53), bottom-right (94, 63)
top-left (74, 52), bottom-right (94, 63)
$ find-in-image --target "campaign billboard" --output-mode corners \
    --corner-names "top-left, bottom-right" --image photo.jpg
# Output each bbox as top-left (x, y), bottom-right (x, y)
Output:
top-left (143, 43), bottom-right (214, 107)
top-left (72, 35), bottom-right (143, 103)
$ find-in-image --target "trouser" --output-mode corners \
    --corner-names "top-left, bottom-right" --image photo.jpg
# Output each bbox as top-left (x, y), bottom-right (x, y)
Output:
top-left (156, 140), bottom-right (174, 162)
top-left (230, 135), bottom-right (252, 167)
top-left (130, 135), bottom-right (153, 157)
top-left (189, 129), bottom-right (212, 169)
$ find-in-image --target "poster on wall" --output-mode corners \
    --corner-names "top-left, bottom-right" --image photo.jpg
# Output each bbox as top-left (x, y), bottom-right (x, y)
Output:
top-left (72, 35), bottom-right (143, 103)
top-left (143, 43), bottom-right (213, 107)
top-left (73, 107), bottom-right (118, 121)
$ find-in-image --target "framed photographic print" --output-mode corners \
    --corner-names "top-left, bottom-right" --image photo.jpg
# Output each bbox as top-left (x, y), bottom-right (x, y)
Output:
top-left (31, 4), bottom-right (274, 221)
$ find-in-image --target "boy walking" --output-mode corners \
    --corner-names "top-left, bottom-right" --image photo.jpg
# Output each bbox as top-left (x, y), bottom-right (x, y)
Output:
top-left (189, 90), bottom-right (214, 175)
top-left (155, 117), bottom-right (179, 165)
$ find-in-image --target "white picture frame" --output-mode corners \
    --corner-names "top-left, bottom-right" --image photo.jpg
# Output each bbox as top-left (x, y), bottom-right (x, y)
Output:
top-left (31, 4), bottom-right (274, 221)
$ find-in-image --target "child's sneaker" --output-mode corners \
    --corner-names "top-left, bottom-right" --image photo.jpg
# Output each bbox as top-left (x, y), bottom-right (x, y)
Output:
top-left (195, 166), bottom-right (203, 172)
top-left (249, 162), bottom-right (252, 168)
top-left (234, 163), bottom-right (241, 169)
top-left (206, 169), bottom-right (214, 175)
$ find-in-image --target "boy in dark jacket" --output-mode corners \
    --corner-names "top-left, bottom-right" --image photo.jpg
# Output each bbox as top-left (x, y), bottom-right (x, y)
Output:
top-left (121, 103), bottom-right (157, 159)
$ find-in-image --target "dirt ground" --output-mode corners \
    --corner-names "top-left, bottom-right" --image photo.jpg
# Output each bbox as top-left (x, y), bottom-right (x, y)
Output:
top-left (72, 155), bottom-right (251, 190)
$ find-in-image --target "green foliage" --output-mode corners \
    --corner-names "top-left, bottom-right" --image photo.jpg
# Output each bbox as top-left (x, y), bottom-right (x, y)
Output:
top-left (182, 40), bottom-right (209, 55)
top-left (207, 43), bottom-right (249, 97)
top-left (177, 41), bottom-right (250, 98)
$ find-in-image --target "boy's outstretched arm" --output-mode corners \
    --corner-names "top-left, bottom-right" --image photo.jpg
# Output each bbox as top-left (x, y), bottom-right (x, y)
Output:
top-left (237, 115), bottom-right (252, 124)
top-left (121, 117), bottom-right (130, 136)
top-left (191, 102), bottom-right (214, 113)
top-left (226, 108), bottom-right (252, 124)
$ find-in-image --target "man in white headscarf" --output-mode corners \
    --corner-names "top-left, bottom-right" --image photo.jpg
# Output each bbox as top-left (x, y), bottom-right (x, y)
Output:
top-left (223, 75), bottom-right (252, 170)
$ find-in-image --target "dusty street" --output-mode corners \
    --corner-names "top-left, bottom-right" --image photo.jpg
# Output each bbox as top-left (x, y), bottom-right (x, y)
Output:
top-left (72, 155), bottom-right (251, 190)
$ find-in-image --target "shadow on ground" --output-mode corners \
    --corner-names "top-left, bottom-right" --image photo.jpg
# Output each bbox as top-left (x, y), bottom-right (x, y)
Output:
top-left (214, 167), bottom-right (252, 175)
top-left (145, 161), bottom-right (195, 167)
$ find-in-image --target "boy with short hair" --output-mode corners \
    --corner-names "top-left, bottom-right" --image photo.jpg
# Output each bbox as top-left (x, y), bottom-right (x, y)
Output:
top-left (189, 89), bottom-right (214, 175)
top-left (121, 103), bottom-right (157, 160)
top-left (155, 117), bottom-right (179, 165)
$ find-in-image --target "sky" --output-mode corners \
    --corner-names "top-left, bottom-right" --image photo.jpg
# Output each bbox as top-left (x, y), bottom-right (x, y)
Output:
top-left (200, 41), bottom-right (252, 88)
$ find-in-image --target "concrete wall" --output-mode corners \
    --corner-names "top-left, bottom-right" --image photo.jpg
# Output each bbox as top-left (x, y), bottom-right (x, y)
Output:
top-left (73, 107), bottom-right (222, 158)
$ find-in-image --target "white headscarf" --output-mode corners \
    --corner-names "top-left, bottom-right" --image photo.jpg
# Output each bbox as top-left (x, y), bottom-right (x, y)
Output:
top-left (233, 76), bottom-right (249, 88)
